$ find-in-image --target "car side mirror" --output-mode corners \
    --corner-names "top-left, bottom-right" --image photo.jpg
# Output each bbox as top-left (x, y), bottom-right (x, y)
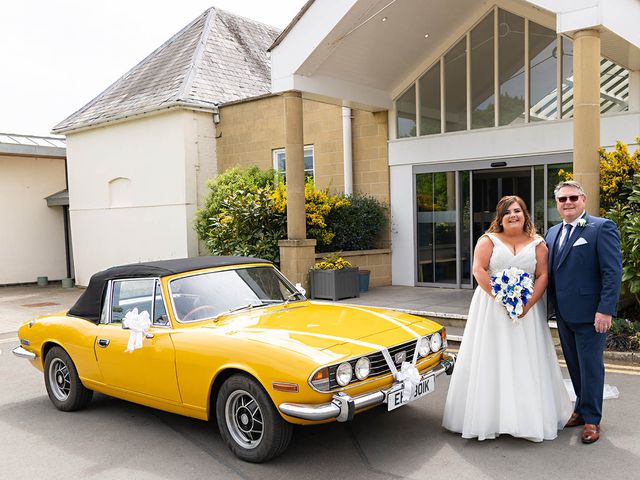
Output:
top-left (295, 283), bottom-right (306, 297)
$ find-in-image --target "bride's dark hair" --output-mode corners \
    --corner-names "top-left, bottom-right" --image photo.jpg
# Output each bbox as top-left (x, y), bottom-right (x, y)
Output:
top-left (486, 195), bottom-right (537, 237)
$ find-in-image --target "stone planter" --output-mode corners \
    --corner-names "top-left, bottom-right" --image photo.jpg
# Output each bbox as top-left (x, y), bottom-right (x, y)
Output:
top-left (310, 267), bottom-right (360, 301)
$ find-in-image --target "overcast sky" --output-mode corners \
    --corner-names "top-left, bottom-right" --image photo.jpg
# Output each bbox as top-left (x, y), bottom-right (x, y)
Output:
top-left (0, 0), bottom-right (307, 137)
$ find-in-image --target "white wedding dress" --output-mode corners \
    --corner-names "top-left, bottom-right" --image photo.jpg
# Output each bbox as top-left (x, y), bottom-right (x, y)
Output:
top-left (442, 234), bottom-right (573, 442)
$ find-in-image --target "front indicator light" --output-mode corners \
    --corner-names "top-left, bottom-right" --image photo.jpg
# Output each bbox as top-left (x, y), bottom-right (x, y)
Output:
top-left (272, 382), bottom-right (299, 392)
top-left (310, 367), bottom-right (330, 391)
top-left (336, 362), bottom-right (353, 386)
top-left (354, 357), bottom-right (370, 380)
top-left (430, 332), bottom-right (442, 352)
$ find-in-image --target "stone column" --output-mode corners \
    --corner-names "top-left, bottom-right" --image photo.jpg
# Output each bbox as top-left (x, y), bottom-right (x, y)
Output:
top-left (572, 29), bottom-right (601, 215)
top-left (278, 91), bottom-right (316, 289)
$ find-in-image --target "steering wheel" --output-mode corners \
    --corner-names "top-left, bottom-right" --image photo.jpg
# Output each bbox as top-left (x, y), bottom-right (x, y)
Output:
top-left (182, 305), bottom-right (218, 322)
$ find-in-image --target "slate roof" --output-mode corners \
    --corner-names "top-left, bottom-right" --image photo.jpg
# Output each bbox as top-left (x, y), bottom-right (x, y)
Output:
top-left (52, 8), bottom-right (281, 134)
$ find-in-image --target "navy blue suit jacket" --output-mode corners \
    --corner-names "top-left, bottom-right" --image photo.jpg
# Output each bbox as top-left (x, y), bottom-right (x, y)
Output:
top-left (545, 214), bottom-right (622, 323)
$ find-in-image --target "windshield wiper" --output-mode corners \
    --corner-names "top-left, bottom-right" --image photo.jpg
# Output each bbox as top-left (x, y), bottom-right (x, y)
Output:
top-left (213, 302), bottom-right (265, 321)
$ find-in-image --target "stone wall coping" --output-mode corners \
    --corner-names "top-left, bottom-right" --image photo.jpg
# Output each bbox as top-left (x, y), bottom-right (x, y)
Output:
top-left (279, 239), bottom-right (317, 247)
top-left (315, 248), bottom-right (391, 259)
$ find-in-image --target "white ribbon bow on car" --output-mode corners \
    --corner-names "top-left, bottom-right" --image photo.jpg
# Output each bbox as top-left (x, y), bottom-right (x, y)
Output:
top-left (396, 361), bottom-right (421, 399)
top-left (123, 308), bottom-right (151, 352)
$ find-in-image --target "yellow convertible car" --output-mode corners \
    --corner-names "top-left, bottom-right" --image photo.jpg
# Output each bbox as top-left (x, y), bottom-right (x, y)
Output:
top-left (14, 257), bottom-right (455, 462)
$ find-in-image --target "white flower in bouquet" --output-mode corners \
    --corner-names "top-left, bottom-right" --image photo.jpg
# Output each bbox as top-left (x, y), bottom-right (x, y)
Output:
top-left (490, 267), bottom-right (534, 325)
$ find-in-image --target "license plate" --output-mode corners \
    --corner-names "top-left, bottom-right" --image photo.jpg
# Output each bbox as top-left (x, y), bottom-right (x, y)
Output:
top-left (386, 373), bottom-right (435, 411)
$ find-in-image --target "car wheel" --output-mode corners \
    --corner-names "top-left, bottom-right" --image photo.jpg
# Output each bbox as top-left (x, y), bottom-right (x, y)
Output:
top-left (44, 346), bottom-right (93, 411)
top-left (216, 374), bottom-right (293, 463)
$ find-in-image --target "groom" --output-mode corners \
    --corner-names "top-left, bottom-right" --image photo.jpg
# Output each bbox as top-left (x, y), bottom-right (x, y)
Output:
top-left (546, 180), bottom-right (622, 444)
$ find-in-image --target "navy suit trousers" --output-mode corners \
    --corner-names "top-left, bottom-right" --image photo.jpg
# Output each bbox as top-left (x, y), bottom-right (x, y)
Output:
top-left (556, 314), bottom-right (607, 424)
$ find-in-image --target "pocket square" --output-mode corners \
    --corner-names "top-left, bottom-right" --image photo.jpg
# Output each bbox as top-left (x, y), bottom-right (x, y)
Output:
top-left (573, 237), bottom-right (588, 246)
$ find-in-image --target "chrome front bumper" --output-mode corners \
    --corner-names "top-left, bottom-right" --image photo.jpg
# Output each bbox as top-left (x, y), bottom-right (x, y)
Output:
top-left (12, 346), bottom-right (36, 360)
top-left (279, 353), bottom-right (456, 422)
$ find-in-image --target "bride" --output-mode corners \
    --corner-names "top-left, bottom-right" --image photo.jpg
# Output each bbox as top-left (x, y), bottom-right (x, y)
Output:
top-left (442, 195), bottom-right (572, 441)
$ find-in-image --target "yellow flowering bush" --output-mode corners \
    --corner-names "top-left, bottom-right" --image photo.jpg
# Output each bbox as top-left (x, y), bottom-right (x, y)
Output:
top-left (559, 137), bottom-right (640, 215)
top-left (311, 253), bottom-right (353, 270)
top-left (270, 179), bottom-right (350, 246)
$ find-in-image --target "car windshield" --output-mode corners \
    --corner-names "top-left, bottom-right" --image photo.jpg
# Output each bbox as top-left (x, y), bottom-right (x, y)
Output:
top-left (169, 266), bottom-right (303, 322)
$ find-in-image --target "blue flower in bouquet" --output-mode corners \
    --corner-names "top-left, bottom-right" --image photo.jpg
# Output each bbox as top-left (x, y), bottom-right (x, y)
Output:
top-left (490, 267), bottom-right (534, 324)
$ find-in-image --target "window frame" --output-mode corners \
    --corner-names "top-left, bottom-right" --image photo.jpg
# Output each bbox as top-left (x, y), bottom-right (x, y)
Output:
top-left (100, 277), bottom-right (171, 328)
top-left (272, 145), bottom-right (315, 180)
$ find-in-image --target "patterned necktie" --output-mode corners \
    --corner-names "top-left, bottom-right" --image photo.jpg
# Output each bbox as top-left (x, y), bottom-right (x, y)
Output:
top-left (554, 223), bottom-right (573, 268)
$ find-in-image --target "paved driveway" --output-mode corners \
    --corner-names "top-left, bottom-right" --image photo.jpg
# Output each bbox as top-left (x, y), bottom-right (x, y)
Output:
top-left (2, 285), bottom-right (639, 479)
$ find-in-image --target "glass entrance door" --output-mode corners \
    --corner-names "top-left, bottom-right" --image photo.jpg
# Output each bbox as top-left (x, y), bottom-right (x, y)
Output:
top-left (415, 161), bottom-right (570, 288)
top-left (416, 172), bottom-right (457, 284)
top-left (472, 168), bottom-right (532, 247)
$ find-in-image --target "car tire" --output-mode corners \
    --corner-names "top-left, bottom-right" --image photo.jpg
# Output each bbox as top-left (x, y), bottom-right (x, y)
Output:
top-left (44, 346), bottom-right (93, 411)
top-left (216, 374), bottom-right (293, 463)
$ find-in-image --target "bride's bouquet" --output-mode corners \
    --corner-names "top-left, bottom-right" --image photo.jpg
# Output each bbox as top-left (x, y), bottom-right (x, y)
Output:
top-left (491, 267), bottom-right (534, 324)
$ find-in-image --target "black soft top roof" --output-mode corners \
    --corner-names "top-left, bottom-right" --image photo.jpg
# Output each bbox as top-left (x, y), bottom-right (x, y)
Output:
top-left (68, 256), bottom-right (271, 323)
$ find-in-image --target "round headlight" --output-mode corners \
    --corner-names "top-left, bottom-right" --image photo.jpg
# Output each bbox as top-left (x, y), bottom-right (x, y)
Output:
top-left (336, 362), bottom-right (353, 386)
top-left (418, 337), bottom-right (430, 357)
top-left (430, 332), bottom-right (442, 352)
top-left (354, 357), bottom-right (371, 380)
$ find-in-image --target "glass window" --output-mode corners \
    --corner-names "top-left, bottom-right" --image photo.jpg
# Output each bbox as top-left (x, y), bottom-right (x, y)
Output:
top-left (561, 37), bottom-right (574, 118)
top-left (471, 11), bottom-right (495, 129)
top-left (547, 163), bottom-right (572, 230)
top-left (498, 9), bottom-right (525, 126)
top-left (419, 63), bottom-right (441, 135)
top-left (600, 60), bottom-right (629, 114)
top-left (444, 38), bottom-right (467, 132)
top-left (529, 22), bottom-right (558, 121)
top-left (170, 266), bottom-right (299, 322)
top-left (153, 280), bottom-right (169, 326)
top-left (110, 279), bottom-right (156, 324)
top-left (272, 145), bottom-right (314, 181)
top-left (397, 85), bottom-right (417, 138)
top-left (534, 165), bottom-right (545, 233)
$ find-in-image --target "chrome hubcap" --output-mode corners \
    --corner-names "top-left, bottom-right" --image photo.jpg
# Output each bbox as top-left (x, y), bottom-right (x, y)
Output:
top-left (225, 390), bottom-right (263, 449)
top-left (48, 358), bottom-right (71, 401)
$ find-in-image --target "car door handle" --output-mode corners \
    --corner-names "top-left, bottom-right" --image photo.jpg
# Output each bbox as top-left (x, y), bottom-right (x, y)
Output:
top-left (144, 333), bottom-right (154, 339)
top-left (97, 338), bottom-right (110, 348)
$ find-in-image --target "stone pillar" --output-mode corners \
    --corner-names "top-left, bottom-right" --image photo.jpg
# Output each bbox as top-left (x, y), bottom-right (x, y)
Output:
top-left (278, 239), bottom-right (316, 290)
top-left (278, 91), bottom-right (316, 289)
top-left (572, 29), bottom-right (601, 215)
top-left (283, 91), bottom-right (306, 239)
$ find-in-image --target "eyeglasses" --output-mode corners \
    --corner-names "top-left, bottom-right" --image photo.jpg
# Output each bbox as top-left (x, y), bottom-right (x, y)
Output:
top-left (556, 195), bottom-right (581, 203)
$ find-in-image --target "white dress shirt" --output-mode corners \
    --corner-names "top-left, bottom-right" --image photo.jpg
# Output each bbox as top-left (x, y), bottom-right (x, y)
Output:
top-left (558, 211), bottom-right (586, 250)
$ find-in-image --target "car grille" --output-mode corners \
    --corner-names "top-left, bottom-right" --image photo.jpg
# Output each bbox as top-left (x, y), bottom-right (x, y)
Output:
top-left (328, 338), bottom-right (419, 390)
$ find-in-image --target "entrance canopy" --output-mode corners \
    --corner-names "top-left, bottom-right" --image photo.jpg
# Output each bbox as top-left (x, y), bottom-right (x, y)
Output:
top-left (271, 0), bottom-right (639, 109)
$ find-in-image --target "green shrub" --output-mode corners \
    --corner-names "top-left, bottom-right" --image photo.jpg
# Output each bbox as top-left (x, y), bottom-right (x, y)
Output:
top-left (607, 173), bottom-right (640, 308)
top-left (204, 187), bottom-right (286, 264)
top-left (194, 166), bottom-right (276, 240)
top-left (324, 194), bottom-right (387, 252)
